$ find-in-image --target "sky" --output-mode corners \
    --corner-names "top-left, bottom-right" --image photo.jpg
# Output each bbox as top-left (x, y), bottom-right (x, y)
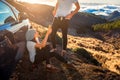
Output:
top-left (17, 0), bottom-right (120, 5)
top-left (79, 0), bottom-right (120, 4)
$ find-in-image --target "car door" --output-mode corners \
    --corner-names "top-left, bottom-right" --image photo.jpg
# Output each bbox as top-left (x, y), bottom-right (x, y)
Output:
top-left (0, 1), bottom-right (31, 42)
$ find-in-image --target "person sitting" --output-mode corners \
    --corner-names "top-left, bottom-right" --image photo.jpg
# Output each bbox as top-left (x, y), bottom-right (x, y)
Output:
top-left (26, 27), bottom-right (73, 71)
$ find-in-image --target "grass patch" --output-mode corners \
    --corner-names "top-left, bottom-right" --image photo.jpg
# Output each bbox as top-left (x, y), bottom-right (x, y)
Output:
top-left (72, 48), bottom-right (101, 66)
top-left (92, 20), bottom-right (120, 31)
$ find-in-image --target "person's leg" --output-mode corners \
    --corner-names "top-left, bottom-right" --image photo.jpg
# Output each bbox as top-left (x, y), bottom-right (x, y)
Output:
top-left (35, 46), bottom-right (60, 71)
top-left (51, 18), bottom-right (59, 50)
top-left (61, 19), bottom-right (69, 56)
top-left (35, 47), bottom-right (49, 64)
top-left (36, 45), bottom-right (74, 69)
top-left (15, 41), bottom-right (26, 61)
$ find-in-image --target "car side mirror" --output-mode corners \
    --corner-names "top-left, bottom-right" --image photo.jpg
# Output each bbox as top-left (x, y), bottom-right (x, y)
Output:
top-left (4, 16), bottom-right (15, 24)
top-left (19, 12), bottom-right (28, 21)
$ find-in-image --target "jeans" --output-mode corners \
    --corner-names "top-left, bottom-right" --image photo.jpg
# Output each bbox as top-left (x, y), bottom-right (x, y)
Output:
top-left (51, 17), bottom-right (69, 50)
top-left (15, 41), bottom-right (26, 61)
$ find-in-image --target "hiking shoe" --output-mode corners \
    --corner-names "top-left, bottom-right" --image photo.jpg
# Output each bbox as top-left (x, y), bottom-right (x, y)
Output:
top-left (46, 64), bottom-right (60, 72)
top-left (50, 48), bottom-right (57, 52)
top-left (61, 50), bottom-right (67, 56)
top-left (65, 62), bottom-right (75, 69)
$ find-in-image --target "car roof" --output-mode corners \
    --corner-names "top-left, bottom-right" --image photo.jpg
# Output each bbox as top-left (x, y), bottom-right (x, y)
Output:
top-left (0, 0), bottom-right (16, 9)
top-left (0, 0), bottom-right (19, 31)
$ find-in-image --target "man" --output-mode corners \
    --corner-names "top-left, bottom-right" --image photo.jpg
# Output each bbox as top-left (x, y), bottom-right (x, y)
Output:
top-left (51, 0), bottom-right (80, 56)
top-left (26, 27), bottom-right (73, 71)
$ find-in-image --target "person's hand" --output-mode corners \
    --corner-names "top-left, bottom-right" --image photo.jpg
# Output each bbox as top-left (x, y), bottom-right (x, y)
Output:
top-left (34, 32), bottom-right (39, 38)
top-left (65, 14), bottom-right (73, 20)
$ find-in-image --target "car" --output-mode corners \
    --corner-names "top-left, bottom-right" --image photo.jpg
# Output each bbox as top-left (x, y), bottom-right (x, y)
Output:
top-left (0, 0), bottom-right (31, 80)
top-left (0, 0), bottom-right (31, 32)
top-left (0, 0), bottom-right (31, 42)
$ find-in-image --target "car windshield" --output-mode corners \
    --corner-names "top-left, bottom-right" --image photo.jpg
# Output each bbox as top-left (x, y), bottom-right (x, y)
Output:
top-left (0, 1), bottom-right (17, 26)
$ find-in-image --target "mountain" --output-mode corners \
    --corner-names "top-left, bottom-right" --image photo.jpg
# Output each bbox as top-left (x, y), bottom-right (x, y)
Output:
top-left (71, 13), bottom-right (106, 27)
top-left (70, 12), bottom-right (106, 34)
top-left (106, 11), bottom-right (120, 21)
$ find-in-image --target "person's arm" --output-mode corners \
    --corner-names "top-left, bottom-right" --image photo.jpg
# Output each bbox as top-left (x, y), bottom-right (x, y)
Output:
top-left (65, 2), bottom-right (80, 20)
top-left (34, 32), bottom-right (40, 44)
top-left (35, 27), bottom-right (52, 49)
top-left (52, 1), bottom-right (58, 17)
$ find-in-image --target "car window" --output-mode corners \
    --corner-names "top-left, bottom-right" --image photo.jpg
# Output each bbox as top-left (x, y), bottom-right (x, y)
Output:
top-left (0, 1), bottom-right (16, 26)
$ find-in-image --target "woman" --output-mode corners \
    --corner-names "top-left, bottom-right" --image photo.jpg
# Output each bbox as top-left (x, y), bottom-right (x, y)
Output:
top-left (26, 27), bottom-right (73, 71)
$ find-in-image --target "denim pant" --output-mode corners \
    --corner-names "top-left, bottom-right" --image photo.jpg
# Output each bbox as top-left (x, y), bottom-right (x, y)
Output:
top-left (51, 17), bottom-right (69, 50)
top-left (15, 41), bottom-right (26, 61)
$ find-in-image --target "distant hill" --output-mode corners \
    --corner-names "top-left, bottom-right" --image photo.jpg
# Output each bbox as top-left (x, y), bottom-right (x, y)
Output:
top-left (70, 12), bottom-right (106, 34)
top-left (106, 11), bottom-right (120, 21)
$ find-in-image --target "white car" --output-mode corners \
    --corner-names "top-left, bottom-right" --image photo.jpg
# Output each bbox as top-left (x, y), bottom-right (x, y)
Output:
top-left (0, 0), bottom-right (31, 32)
top-left (0, 0), bottom-right (30, 79)
top-left (0, 0), bottom-right (31, 42)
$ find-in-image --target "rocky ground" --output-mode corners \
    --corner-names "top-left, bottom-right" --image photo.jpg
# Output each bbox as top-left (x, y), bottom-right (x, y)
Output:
top-left (67, 29), bottom-right (120, 75)
top-left (9, 22), bottom-right (120, 80)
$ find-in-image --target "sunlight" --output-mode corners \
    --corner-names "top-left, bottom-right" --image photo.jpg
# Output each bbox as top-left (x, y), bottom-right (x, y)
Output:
top-left (17, 0), bottom-right (56, 6)
top-left (17, 0), bottom-right (120, 5)
top-left (17, 0), bottom-right (39, 3)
